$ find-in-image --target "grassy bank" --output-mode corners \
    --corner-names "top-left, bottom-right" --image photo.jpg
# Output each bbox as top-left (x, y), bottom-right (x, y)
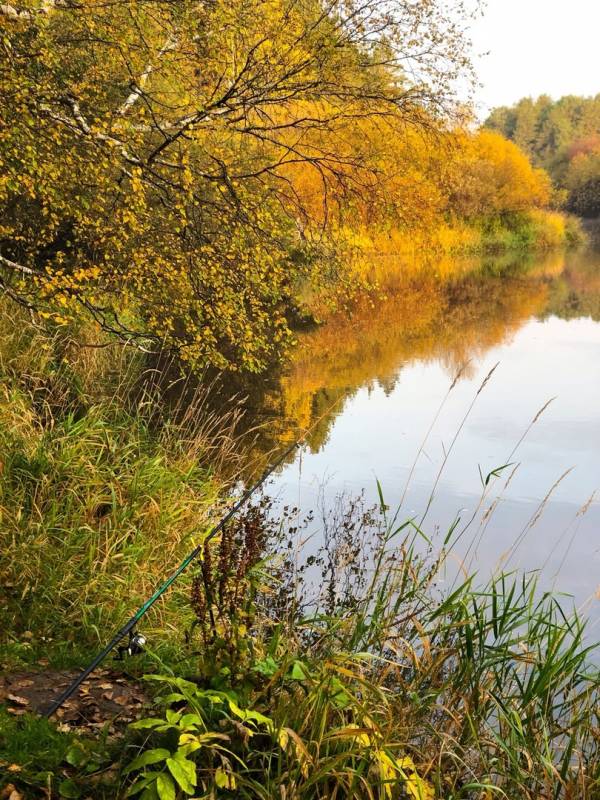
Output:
top-left (0, 305), bottom-right (242, 672)
top-left (1, 310), bottom-right (600, 799)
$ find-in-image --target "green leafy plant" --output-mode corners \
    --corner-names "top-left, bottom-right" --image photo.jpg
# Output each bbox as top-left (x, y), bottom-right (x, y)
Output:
top-left (124, 675), bottom-right (274, 798)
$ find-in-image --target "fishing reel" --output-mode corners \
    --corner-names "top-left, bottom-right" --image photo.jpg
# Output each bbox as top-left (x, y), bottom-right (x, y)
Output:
top-left (116, 630), bottom-right (147, 660)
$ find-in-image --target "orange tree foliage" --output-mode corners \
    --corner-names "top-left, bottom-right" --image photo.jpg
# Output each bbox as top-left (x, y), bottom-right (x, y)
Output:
top-left (442, 130), bottom-right (551, 221)
top-left (281, 115), bottom-right (450, 231)
top-left (0, 0), bottom-right (477, 371)
top-left (280, 122), bottom-right (553, 253)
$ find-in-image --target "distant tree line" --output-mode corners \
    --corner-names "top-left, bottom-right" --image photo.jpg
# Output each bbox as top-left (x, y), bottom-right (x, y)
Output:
top-left (486, 95), bottom-right (600, 218)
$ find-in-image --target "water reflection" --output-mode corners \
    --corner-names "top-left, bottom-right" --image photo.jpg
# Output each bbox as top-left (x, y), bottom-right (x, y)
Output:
top-left (244, 250), bottom-right (581, 452)
top-left (248, 247), bottom-right (600, 612)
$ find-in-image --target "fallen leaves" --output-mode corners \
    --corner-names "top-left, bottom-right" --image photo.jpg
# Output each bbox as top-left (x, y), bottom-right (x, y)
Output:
top-left (6, 694), bottom-right (29, 706)
top-left (0, 669), bottom-right (150, 734)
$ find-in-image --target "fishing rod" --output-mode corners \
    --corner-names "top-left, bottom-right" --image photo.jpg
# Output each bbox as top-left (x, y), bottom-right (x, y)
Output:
top-left (43, 436), bottom-right (303, 718)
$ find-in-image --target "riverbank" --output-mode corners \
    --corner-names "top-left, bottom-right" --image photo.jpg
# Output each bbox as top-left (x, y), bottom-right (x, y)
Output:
top-left (0, 304), bottom-right (235, 673)
top-left (301, 210), bottom-right (585, 321)
top-left (442, 208), bottom-right (585, 253)
top-left (2, 274), bottom-right (600, 798)
top-left (354, 209), bottom-right (584, 271)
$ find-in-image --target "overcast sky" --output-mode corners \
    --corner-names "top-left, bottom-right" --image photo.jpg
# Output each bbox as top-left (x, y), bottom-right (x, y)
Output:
top-left (469, 0), bottom-right (600, 117)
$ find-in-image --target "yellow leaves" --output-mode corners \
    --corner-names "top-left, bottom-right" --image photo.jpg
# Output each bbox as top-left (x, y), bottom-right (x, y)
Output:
top-left (120, 208), bottom-right (141, 228)
top-left (214, 766), bottom-right (236, 790)
top-left (277, 726), bottom-right (312, 778)
top-left (369, 744), bottom-right (434, 800)
top-left (447, 129), bottom-right (552, 218)
top-left (130, 168), bottom-right (144, 195)
top-left (277, 727), bottom-right (289, 751)
top-left (182, 166), bottom-right (193, 191)
top-left (37, 308), bottom-right (70, 325)
top-left (327, 722), bottom-right (435, 798)
top-left (396, 756), bottom-right (435, 800)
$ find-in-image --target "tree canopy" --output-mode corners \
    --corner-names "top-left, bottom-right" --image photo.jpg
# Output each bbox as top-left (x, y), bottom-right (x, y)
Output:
top-left (1, 0), bottom-right (481, 370)
top-left (485, 94), bottom-right (600, 218)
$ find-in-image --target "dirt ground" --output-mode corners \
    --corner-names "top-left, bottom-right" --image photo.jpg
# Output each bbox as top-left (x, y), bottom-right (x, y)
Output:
top-left (0, 668), bottom-right (150, 732)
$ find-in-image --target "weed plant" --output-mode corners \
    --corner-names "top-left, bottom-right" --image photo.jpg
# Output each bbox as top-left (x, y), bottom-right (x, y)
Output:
top-left (117, 496), bottom-right (600, 799)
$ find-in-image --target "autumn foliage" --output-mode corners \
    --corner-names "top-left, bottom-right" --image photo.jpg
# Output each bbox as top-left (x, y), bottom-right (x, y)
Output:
top-left (0, 0), bottom-right (562, 372)
top-left (486, 93), bottom-right (600, 218)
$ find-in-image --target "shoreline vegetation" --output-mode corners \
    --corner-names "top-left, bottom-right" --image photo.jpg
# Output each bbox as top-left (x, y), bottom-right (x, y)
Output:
top-left (2, 0), bottom-right (600, 797)
top-left (340, 210), bottom-right (584, 289)
top-left (3, 253), bottom-right (600, 798)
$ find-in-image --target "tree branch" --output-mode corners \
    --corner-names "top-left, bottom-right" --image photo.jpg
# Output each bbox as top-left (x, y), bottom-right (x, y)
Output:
top-left (117, 34), bottom-right (177, 117)
top-left (0, 253), bottom-right (34, 275)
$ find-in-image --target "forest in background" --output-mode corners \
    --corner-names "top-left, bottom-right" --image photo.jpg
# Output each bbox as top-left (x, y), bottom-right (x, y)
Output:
top-left (486, 94), bottom-right (600, 218)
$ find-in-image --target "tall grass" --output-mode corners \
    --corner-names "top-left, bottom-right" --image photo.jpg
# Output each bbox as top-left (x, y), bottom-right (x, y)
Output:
top-left (0, 305), bottom-right (243, 668)
top-left (118, 496), bottom-right (600, 799)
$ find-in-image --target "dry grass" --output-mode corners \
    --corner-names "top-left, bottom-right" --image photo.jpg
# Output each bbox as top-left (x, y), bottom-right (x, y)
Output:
top-left (0, 305), bottom-right (246, 667)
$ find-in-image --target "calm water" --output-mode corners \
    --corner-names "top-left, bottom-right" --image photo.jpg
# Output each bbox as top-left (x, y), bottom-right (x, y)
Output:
top-left (254, 248), bottom-right (600, 615)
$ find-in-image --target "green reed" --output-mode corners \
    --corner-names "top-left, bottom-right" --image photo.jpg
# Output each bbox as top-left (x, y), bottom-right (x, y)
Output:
top-left (1, 306), bottom-right (599, 798)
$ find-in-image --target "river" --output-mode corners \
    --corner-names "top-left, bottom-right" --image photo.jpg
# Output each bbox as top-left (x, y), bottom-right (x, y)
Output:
top-left (244, 247), bottom-right (600, 617)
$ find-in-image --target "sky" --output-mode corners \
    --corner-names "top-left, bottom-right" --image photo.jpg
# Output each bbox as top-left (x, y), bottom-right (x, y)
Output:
top-left (469, 0), bottom-right (600, 118)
